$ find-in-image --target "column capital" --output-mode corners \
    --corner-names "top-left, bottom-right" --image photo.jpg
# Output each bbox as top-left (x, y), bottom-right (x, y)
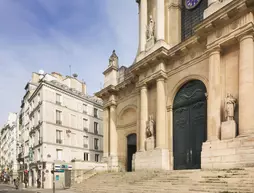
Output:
top-left (166, 105), bottom-right (173, 112)
top-left (208, 45), bottom-right (221, 56)
top-left (237, 32), bottom-right (254, 42)
top-left (168, 2), bottom-right (181, 9)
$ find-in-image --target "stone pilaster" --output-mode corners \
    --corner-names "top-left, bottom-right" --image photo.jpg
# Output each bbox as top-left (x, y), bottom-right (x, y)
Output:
top-left (239, 34), bottom-right (254, 135)
top-left (139, 0), bottom-right (147, 52)
top-left (167, 1), bottom-right (181, 46)
top-left (156, 78), bottom-right (166, 148)
top-left (140, 84), bottom-right (148, 151)
top-left (156, 0), bottom-right (165, 41)
top-left (109, 104), bottom-right (117, 156)
top-left (208, 47), bottom-right (221, 141)
top-left (102, 107), bottom-right (109, 160)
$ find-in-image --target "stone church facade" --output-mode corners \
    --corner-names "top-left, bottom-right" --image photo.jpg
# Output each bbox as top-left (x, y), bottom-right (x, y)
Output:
top-left (96, 0), bottom-right (254, 171)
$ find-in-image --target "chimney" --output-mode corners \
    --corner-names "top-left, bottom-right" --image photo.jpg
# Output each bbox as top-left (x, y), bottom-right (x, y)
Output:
top-left (82, 82), bottom-right (87, 95)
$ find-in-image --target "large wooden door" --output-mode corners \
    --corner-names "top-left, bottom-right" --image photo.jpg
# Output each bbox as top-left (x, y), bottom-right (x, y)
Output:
top-left (173, 80), bottom-right (207, 170)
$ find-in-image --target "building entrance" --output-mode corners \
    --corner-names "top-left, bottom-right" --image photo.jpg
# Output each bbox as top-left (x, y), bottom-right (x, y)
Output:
top-left (127, 134), bottom-right (137, 172)
top-left (173, 80), bottom-right (207, 170)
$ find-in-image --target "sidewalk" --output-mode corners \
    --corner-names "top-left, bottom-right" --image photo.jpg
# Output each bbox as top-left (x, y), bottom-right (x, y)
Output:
top-left (22, 187), bottom-right (77, 193)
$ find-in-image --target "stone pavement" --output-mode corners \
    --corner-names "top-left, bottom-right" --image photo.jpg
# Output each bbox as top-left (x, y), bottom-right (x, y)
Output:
top-left (22, 187), bottom-right (76, 193)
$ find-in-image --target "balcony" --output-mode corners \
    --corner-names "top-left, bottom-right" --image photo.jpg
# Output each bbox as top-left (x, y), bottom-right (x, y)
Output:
top-left (83, 127), bottom-right (88, 132)
top-left (56, 139), bottom-right (63, 144)
top-left (56, 120), bottom-right (62, 125)
top-left (94, 129), bottom-right (98, 135)
top-left (83, 144), bottom-right (88, 148)
top-left (94, 113), bottom-right (98, 118)
top-left (56, 101), bottom-right (61, 106)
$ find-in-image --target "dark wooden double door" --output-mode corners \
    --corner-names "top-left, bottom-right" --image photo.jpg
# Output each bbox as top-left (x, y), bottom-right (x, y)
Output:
top-left (173, 80), bottom-right (207, 170)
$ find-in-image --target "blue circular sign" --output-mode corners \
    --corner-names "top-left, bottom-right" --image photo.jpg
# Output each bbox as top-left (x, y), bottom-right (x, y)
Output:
top-left (185, 0), bottom-right (202, 9)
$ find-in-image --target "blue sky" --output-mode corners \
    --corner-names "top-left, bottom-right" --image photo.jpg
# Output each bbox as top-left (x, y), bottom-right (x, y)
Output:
top-left (0, 0), bottom-right (138, 126)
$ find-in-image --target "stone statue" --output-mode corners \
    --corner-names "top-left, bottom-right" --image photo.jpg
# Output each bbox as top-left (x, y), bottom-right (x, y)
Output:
top-left (146, 15), bottom-right (155, 40)
top-left (224, 93), bottom-right (237, 121)
top-left (146, 115), bottom-right (155, 138)
top-left (108, 50), bottom-right (118, 67)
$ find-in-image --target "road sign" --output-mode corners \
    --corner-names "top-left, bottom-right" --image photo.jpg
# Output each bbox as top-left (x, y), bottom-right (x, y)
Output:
top-left (56, 175), bottom-right (59, 181)
top-left (55, 169), bottom-right (64, 173)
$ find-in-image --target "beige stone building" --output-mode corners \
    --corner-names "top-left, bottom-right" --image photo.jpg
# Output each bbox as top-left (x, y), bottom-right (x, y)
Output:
top-left (17, 71), bottom-right (103, 189)
top-left (0, 112), bottom-right (19, 178)
top-left (96, 0), bottom-right (254, 172)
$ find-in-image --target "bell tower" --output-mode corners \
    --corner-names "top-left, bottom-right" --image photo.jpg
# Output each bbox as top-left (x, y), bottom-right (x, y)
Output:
top-left (136, 0), bottom-right (209, 54)
top-left (136, 0), bottom-right (182, 53)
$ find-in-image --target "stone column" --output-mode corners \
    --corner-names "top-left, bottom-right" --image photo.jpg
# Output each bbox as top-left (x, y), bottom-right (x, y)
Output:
top-left (103, 107), bottom-right (109, 159)
top-left (140, 0), bottom-right (147, 52)
top-left (208, 47), bottom-right (221, 140)
top-left (156, 0), bottom-right (165, 41)
top-left (140, 84), bottom-right (148, 151)
top-left (239, 34), bottom-right (254, 135)
top-left (109, 105), bottom-right (117, 156)
top-left (156, 78), bottom-right (166, 148)
top-left (167, 1), bottom-right (181, 46)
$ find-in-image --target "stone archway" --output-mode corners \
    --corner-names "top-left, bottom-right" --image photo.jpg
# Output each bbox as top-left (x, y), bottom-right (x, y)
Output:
top-left (173, 80), bottom-right (207, 170)
top-left (126, 133), bottom-right (137, 172)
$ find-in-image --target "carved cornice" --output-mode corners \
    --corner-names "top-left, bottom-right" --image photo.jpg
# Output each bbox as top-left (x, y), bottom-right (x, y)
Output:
top-left (195, 0), bottom-right (254, 36)
top-left (130, 46), bottom-right (169, 75)
top-left (136, 71), bottom-right (167, 88)
top-left (103, 66), bottom-right (118, 75)
top-left (168, 3), bottom-right (181, 9)
top-left (95, 85), bottom-right (117, 99)
top-left (103, 100), bottom-right (117, 109)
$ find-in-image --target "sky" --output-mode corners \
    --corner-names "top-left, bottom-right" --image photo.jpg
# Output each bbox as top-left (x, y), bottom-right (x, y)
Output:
top-left (0, 0), bottom-right (139, 126)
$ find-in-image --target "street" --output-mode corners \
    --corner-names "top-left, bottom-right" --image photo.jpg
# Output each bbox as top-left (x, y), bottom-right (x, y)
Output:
top-left (0, 183), bottom-right (29, 193)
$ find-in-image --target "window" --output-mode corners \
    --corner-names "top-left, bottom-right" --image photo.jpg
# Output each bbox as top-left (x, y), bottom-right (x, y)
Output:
top-left (37, 110), bottom-right (40, 124)
top-left (37, 148), bottom-right (40, 160)
top-left (83, 119), bottom-right (88, 131)
top-left (94, 138), bottom-right (99, 150)
top-left (94, 122), bottom-right (98, 134)
top-left (84, 153), bottom-right (89, 161)
top-left (38, 93), bottom-right (41, 102)
top-left (56, 130), bottom-right (62, 144)
top-left (94, 108), bottom-right (98, 118)
top-left (95, 154), bottom-right (99, 162)
top-left (56, 94), bottom-right (61, 105)
top-left (56, 110), bottom-right (62, 125)
top-left (83, 136), bottom-right (88, 148)
top-left (56, 149), bottom-right (62, 160)
top-left (181, 0), bottom-right (208, 41)
top-left (83, 104), bottom-right (87, 114)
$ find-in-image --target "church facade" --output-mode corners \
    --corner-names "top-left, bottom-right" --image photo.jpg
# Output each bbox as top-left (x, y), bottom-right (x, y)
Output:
top-left (96, 0), bottom-right (254, 171)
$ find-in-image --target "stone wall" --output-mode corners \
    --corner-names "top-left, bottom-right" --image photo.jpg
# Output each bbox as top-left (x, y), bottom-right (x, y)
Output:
top-left (202, 135), bottom-right (254, 169)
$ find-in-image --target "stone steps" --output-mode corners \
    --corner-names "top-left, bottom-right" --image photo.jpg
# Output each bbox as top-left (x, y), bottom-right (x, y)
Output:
top-left (71, 168), bottom-right (254, 193)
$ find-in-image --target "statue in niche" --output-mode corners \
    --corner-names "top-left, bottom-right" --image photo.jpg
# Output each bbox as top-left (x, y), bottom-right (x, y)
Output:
top-left (146, 15), bottom-right (155, 40)
top-left (224, 93), bottom-right (237, 121)
top-left (146, 115), bottom-right (155, 138)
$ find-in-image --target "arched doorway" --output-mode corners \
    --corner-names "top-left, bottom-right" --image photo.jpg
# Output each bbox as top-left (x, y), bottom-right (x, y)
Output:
top-left (173, 80), bottom-right (207, 170)
top-left (127, 134), bottom-right (137, 172)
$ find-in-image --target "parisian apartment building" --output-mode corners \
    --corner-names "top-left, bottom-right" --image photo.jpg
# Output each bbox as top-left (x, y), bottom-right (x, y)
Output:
top-left (0, 112), bottom-right (19, 179)
top-left (17, 70), bottom-right (103, 189)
